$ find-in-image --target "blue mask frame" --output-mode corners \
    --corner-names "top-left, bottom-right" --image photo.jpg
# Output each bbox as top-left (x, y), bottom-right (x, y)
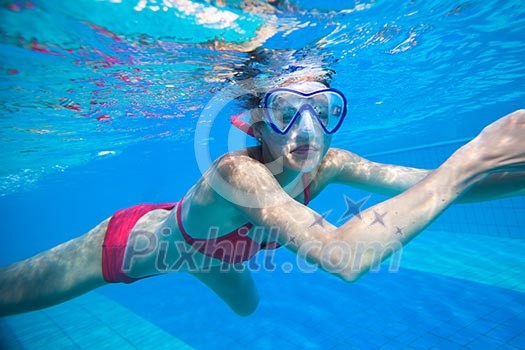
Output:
top-left (261, 88), bottom-right (348, 135)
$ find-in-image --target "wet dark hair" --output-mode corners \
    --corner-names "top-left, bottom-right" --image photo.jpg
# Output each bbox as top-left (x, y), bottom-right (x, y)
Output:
top-left (232, 47), bottom-right (336, 111)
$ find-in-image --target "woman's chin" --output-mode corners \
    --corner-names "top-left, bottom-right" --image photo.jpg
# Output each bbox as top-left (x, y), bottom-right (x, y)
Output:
top-left (286, 150), bottom-right (321, 172)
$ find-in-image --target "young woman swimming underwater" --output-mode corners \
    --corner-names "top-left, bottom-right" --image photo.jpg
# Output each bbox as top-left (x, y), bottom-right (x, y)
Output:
top-left (1, 76), bottom-right (524, 317)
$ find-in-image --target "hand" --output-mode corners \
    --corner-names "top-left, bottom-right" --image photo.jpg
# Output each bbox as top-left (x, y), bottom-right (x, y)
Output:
top-left (461, 109), bottom-right (525, 175)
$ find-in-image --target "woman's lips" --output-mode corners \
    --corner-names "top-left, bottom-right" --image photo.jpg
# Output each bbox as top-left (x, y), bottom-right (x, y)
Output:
top-left (292, 144), bottom-right (318, 155)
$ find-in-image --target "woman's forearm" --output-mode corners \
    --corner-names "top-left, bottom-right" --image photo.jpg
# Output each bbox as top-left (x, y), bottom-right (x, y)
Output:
top-left (353, 166), bottom-right (523, 203)
top-left (338, 151), bottom-right (523, 203)
top-left (458, 171), bottom-right (525, 202)
top-left (323, 151), bottom-right (484, 281)
top-left (331, 108), bottom-right (525, 280)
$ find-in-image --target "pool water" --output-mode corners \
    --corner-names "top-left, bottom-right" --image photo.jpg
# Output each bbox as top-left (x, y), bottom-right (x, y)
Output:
top-left (1, 0), bottom-right (524, 349)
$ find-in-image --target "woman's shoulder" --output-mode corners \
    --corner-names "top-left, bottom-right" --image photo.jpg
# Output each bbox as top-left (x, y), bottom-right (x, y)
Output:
top-left (322, 148), bottom-right (362, 162)
top-left (320, 148), bottom-right (366, 172)
top-left (314, 148), bottom-right (364, 185)
top-left (213, 147), bottom-right (267, 175)
top-left (194, 148), bottom-right (283, 209)
top-left (182, 150), bottom-right (264, 212)
top-left (219, 147), bottom-right (262, 161)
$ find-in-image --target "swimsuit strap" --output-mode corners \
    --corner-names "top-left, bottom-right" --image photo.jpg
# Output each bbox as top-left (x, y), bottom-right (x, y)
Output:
top-left (176, 198), bottom-right (262, 264)
top-left (302, 173), bottom-right (311, 205)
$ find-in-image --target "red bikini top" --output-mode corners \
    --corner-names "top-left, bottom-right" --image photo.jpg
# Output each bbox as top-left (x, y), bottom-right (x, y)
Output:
top-left (176, 174), bottom-right (311, 264)
top-left (175, 114), bottom-right (312, 264)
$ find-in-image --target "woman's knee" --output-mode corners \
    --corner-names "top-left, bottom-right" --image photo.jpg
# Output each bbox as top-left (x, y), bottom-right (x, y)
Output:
top-left (230, 293), bottom-right (259, 317)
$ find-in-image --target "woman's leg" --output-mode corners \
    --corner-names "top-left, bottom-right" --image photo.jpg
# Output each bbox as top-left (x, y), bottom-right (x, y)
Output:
top-left (0, 218), bottom-right (110, 317)
top-left (189, 264), bottom-right (259, 316)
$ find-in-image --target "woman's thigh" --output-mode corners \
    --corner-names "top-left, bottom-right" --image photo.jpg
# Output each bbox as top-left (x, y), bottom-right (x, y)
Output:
top-left (189, 264), bottom-right (259, 316)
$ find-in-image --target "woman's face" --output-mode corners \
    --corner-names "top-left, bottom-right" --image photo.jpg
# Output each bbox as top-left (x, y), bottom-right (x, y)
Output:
top-left (258, 81), bottom-right (333, 173)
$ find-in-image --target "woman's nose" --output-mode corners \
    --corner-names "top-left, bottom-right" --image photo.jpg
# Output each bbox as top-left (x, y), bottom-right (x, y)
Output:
top-left (296, 108), bottom-right (317, 133)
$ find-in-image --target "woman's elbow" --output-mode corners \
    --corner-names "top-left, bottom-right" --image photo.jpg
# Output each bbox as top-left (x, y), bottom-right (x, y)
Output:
top-left (338, 270), bottom-right (363, 284)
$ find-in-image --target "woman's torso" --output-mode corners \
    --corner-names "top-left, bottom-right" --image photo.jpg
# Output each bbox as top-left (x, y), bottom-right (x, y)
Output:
top-left (124, 146), bottom-right (334, 278)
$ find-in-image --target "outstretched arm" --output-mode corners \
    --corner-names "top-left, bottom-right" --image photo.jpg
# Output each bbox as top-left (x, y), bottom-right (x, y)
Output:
top-left (213, 110), bottom-right (525, 282)
top-left (326, 148), bottom-right (524, 203)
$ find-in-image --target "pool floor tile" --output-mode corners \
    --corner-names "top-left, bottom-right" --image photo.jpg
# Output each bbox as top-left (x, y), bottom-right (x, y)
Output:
top-left (487, 325), bottom-right (524, 343)
top-left (430, 339), bottom-right (468, 350)
top-left (508, 331), bottom-right (525, 349)
top-left (466, 336), bottom-right (504, 350)
top-left (1, 291), bottom-right (193, 350)
top-left (447, 329), bottom-right (482, 346)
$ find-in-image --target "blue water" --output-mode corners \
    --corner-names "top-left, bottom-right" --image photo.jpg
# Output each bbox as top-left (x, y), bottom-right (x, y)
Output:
top-left (1, 0), bottom-right (525, 349)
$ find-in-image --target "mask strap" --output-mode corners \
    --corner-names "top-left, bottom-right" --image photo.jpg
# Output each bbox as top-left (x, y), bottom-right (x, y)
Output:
top-left (230, 113), bottom-right (255, 137)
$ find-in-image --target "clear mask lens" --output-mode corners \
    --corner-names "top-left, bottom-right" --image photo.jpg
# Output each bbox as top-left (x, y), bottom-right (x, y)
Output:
top-left (264, 89), bottom-right (347, 134)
